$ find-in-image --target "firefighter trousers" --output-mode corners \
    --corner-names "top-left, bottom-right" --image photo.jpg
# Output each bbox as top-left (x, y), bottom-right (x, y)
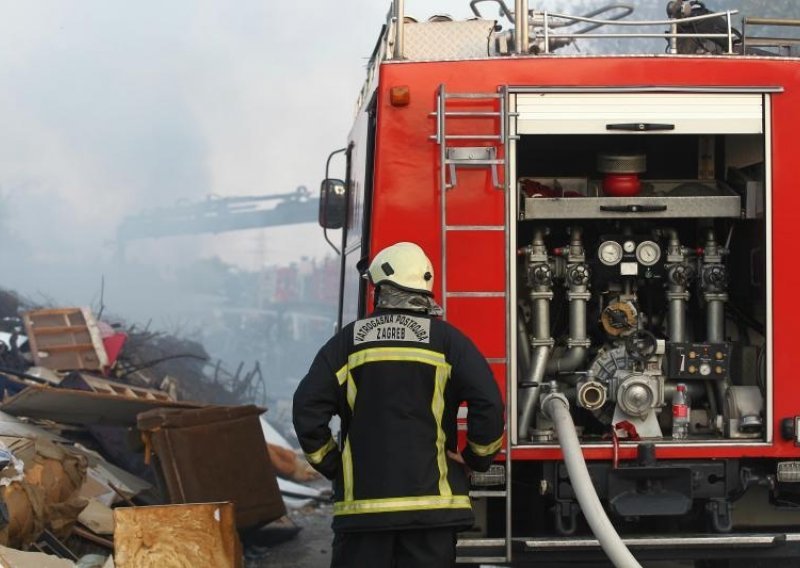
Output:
top-left (330, 527), bottom-right (457, 568)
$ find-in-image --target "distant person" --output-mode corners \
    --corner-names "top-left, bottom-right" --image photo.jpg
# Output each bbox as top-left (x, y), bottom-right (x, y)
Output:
top-left (293, 242), bottom-right (504, 568)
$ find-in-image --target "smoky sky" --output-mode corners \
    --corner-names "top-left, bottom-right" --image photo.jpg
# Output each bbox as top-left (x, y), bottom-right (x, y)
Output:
top-left (0, 0), bottom-right (794, 311)
top-left (0, 1), bottom-right (405, 271)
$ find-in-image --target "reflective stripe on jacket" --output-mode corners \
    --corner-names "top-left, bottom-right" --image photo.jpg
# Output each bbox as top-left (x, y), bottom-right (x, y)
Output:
top-left (292, 309), bottom-right (504, 532)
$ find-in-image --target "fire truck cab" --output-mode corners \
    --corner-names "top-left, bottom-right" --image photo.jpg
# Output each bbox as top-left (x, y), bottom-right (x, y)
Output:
top-left (319, 1), bottom-right (800, 565)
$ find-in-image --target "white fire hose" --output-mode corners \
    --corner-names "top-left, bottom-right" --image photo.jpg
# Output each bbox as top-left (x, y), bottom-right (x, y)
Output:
top-left (542, 393), bottom-right (642, 568)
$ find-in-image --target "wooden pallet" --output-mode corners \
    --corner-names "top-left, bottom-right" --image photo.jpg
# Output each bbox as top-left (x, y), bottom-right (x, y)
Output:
top-left (23, 308), bottom-right (109, 371)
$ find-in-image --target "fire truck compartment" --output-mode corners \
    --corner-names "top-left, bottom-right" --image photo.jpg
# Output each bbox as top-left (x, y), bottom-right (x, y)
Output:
top-left (512, 89), bottom-right (770, 448)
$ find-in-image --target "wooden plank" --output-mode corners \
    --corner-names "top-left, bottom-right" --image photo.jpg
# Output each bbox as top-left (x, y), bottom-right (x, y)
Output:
top-left (25, 308), bottom-right (87, 317)
top-left (35, 344), bottom-right (96, 353)
top-left (0, 386), bottom-right (202, 426)
top-left (29, 326), bottom-right (94, 335)
top-left (69, 374), bottom-right (174, 401)
top-left (114, 503), bottom-right (242, 568)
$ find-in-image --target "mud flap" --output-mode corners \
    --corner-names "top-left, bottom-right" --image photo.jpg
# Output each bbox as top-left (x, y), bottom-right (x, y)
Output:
top-left (608, 466), bottom-right (693, 517)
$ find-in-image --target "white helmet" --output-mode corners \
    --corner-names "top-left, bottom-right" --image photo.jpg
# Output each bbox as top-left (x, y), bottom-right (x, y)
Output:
top-left (365, 242), bottom-right (434, 294)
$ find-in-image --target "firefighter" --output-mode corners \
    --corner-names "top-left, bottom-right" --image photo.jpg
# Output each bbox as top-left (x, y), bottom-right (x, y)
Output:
top-left (293, 241), bottom-right (504, 568)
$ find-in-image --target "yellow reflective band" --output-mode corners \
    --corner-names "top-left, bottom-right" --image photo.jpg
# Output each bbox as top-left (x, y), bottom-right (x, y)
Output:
top-left (334, 495), bottom-right (471, 516)
top-left (342, 437), bottom-right (354, 502)
top-left (306, 437), bottom-right (337, 465)
top-left (346, 371), bottom-right (357, 411)
top-left (347, 347), bottom-right (449, 371)
top-left (335, 364), bottom-right (348, 386)
top-left (432, 365), bottom-right (452, 496)
top-left (468, 435), bottom-right (504, 457)
top-left (335, 347), bottom-right (453, 509)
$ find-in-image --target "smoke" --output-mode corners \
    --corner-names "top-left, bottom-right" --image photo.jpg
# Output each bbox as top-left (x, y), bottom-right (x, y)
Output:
top-left (0, 0), bottom-right (796, 401)
top-left (0, 0), bottom-right (394, 401)
top-left (0, 1), bottom-right (385, 300)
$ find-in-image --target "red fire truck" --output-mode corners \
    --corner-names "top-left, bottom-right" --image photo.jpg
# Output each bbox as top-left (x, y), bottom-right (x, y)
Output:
top-left (318, 1), bottom-right (800, 565)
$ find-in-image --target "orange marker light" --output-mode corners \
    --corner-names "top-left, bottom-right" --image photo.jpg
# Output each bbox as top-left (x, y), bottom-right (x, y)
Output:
top-left (390, 86), bottom-right (410, 107)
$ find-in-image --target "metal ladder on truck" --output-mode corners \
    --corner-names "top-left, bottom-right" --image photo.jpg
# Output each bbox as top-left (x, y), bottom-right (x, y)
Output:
top-left (432, 84), bottom-right (514, 565)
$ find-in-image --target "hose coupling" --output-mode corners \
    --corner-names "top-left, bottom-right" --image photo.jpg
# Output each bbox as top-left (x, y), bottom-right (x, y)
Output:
top-left (540, 391), bottom-right (569, 421)
top-left (566, 290), bottom-right (592, 302)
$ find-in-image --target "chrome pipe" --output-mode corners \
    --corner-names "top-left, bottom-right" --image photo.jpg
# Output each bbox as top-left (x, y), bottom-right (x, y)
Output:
top-left (518, 314), bottom-right (532, 376)
top-left (546, 292), bottom-right (588, 374)
top-left (532, 297), bottom-right (550, 339)
top-left (702, 229), bottom-right (729, 416)
top-left (670, 21), bottom-right (678, 54)
top-left (668, 288), bottom-right (687, 342)
top-left (744, 17), bottom-right (800, 26)
top-left (726, 11), bottom-right (734, 54)
top-left (515, 0), bottom-right (529, 54)
top-left (665, 230), bottom-right (688, 343)
top-left (703, 229), bottom-right (726, 343)
top-left (567, 225), bottom-right (583, 257)
top-left (547, 227), bottom-right (589, 375)
top-left (707, 300), bottom-right (725, 343)
top-left (518, 345), bottom-right (550, 438)
top-left (546, 9), bottom-right (738, 27)
top-left (393, 0), bottom-right (405, 59)
top-left (550, 32), bottom-right (731, 39)
top-left (518, 229), bottom-right (552, 438)
top-left (569, 293), bottom-right (587, 340)
top-left (544, 11), bottom-right (550, 54)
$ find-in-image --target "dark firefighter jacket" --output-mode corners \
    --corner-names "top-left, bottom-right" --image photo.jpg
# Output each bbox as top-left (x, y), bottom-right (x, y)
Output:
top-left (293, 309), bottom-right (504, 532)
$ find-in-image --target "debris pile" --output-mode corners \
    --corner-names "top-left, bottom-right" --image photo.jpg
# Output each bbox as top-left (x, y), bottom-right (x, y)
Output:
top-left (0, 294), bottom-right (328, 567)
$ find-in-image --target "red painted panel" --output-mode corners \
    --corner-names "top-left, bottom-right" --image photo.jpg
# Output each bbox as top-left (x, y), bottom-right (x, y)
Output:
top-left (446, 230), bottom-right (505, 293)
top-left (511, 443), bottom-right (789, 462)
top-left (367, 56), bottom-right (800, 460)
top-left (445, 170), bottom-right (505, 227)
top-left (767, 88), bottom-right (800, 460)
top-left (445, 297), bottom-right (506, 360)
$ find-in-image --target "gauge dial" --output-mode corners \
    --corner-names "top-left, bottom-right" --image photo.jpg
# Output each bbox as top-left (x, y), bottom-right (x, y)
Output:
top-left (635, 240), bottom-right (661, 266)
top-left (623, 240), bottom-right (636, 253)
top-left (598, 241), bottom-right (623, 266)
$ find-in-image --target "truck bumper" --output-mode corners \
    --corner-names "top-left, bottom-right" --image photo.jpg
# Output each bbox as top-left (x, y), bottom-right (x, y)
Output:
top-left (457, 533), bottom-right (800, 565)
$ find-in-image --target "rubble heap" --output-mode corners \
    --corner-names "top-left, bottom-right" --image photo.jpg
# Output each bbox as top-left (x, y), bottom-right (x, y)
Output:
top-left (0, 292), bottom-right (327, 567)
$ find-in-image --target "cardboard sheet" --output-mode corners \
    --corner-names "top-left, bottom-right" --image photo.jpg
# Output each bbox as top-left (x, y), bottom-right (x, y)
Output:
top-left (78, 499), bottom-right (115, 536)
top-left (0, 545), bottom-right (74, 567)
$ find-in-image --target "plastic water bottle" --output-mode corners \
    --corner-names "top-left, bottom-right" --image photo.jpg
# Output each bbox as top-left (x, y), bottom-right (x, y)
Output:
top-left (672, 383), bottom-right (690, 440)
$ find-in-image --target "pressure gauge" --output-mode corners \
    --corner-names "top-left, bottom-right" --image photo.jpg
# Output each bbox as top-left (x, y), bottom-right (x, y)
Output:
top-left (635, 241), bottom-right (661, 266)
top-left (623, 240), bottom-right (636, 253)
top-left (699, 363), bottom-right (712, 377)
top-left (598, 241), bottom-right (623, 266)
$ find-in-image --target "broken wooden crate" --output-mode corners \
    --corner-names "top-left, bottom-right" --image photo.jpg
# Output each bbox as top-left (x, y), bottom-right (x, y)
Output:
top-left (137, 405), bottom-right (285, 529)
top-left (22, 308), bottom-right (108, 372)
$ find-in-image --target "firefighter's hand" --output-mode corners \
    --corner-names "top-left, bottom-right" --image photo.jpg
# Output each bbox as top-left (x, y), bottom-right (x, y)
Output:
top-left (447, 450), bottom-right (472, 475)
top-left (446, 450), bottom-right (465, 464)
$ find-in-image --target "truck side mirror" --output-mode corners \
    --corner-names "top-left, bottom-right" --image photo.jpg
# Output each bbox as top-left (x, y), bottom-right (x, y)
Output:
top-left (319, 178), bottom-right (347, 230)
